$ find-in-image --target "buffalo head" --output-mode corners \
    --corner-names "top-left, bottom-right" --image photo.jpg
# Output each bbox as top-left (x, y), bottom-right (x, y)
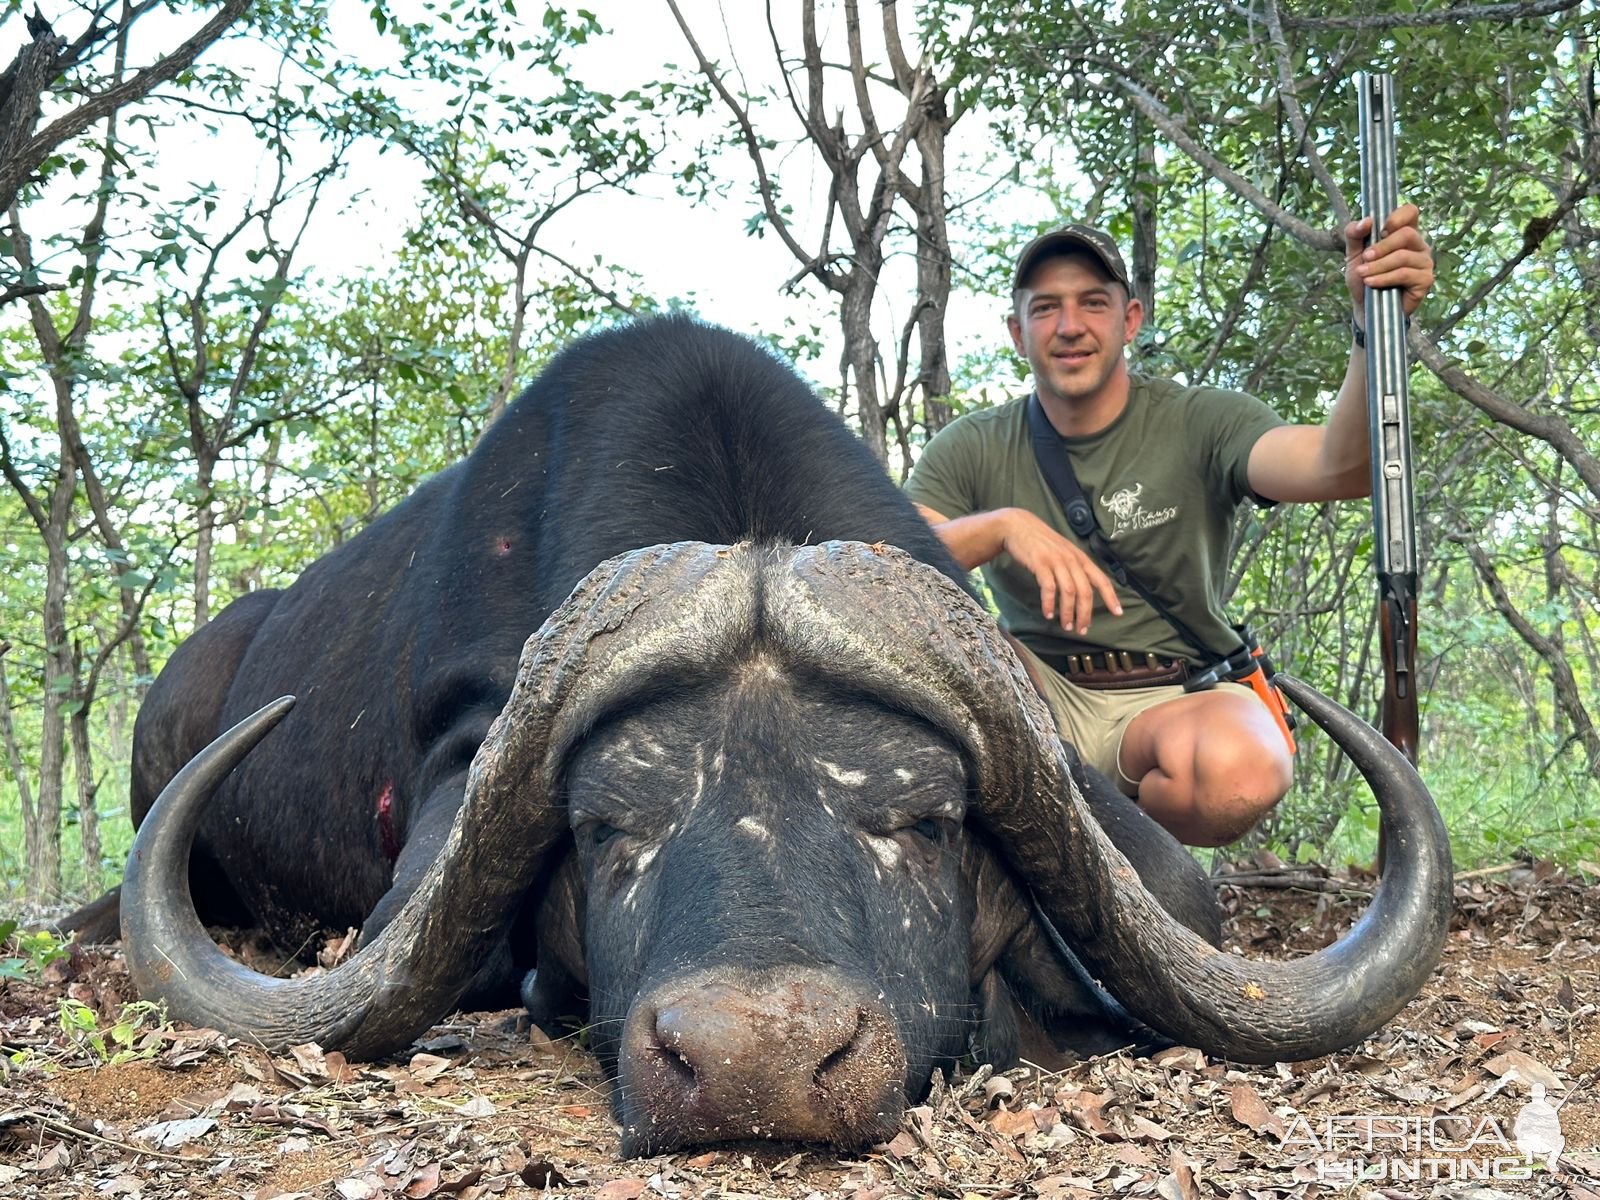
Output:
top-left (121, 539), bottom-right (1452, 1154)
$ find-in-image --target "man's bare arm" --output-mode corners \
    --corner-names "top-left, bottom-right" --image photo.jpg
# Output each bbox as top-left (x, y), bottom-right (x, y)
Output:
top-left (913, 503), bottom-right (1011, 570)
top-left (913, 503), bottom-right (1122, 635)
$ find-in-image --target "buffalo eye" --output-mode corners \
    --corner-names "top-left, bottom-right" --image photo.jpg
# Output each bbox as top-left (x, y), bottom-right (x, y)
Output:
top-left (585, 821), bottom-right (624, 850)
top-left (905, 817), bottom-right (946, 845)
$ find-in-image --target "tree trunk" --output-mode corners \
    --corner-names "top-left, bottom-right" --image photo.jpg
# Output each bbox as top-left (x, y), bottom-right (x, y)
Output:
top-left (912, 95), bottom-right (953, 439)
top-left (841, 277), bottom-right (887, 461)
top-left (480, 250), bottom-right (532, 436)
top-left (30, 475), bottom-right (73, 902)
top-left (105, 686), bottom-right (131, 773)
top-left (0, 642), bottom-right (37, 840)
top-left (0, 1), bottom-right (250, 217)
top-left (1461, 536), bottom-right (1600, 778)
top-left (1130, 112), bottom-right (1158, 325)
top-left (1541, 482), bottom-right (1566, 747)
top-left (0, 29), bottom-right (65, 217)
top-left (70, 699), bottom-right (102, 889)
top-left (193, 452), bottom-right (217, 627)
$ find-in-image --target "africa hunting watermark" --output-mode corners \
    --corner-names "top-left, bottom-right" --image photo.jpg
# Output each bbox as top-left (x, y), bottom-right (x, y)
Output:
top-left (1285, 1085), bottom-right (1567, 1183)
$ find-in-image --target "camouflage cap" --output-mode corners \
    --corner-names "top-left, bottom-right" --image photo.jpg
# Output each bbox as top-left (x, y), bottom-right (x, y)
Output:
top-left (1011, 224), bottom-right (1130, 292)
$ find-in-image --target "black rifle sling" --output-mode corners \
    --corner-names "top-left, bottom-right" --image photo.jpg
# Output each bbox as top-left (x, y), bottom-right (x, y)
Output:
top-left (1025, 393), bottom-right (1233, 665)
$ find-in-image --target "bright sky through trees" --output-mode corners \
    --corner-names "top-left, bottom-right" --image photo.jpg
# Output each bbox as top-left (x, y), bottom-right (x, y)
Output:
top-left (5, 0), bottom-right (1595, 907)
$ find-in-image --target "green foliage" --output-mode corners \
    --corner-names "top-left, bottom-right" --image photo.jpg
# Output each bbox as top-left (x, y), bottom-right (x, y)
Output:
top-left (3, 0), bottom-right (1596, 897)
top-left (2, 0), bottom-right (693, 902)
top-left (0, 924), bottom-right (70, 982)
top-left (0, 794), bottom-right (135, 900)
top-left (55, 998), bottom-right (168, 1067)
top-left (1262, 741), bottom-right (1600, 871)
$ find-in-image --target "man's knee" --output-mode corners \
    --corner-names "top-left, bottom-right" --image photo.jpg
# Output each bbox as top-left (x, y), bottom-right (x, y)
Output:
top-left (1193, 729), bottom-right (1292, 802)
top-left (1186, 718), bottom-right (1293, 843)
top-left (1184, 793), bottom-right (1277, 847)
top-left (1120, 688), bottom-right (1294, 846)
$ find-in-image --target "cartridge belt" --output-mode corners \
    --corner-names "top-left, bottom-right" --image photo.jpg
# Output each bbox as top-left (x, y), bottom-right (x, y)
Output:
top-left (1035, 649), bottom-right (1191, 691)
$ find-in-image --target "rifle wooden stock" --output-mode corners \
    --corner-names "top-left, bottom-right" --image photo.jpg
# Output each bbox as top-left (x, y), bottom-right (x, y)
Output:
top-left (1377, 586), bottom-right (1419, 765)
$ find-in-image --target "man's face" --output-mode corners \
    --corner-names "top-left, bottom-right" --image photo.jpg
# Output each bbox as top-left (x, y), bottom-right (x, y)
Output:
top-left (1007, 253), bottom-right (1143, 409)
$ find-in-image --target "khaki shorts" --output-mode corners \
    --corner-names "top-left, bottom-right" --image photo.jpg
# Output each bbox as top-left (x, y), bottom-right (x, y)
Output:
top-left (1015, 643), bottom-right (1256, 796)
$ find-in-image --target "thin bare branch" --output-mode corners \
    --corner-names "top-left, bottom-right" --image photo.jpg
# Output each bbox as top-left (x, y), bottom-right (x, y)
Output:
top-left (1103, 65), bottom-right (1340, 251)
top-left (0, 281), bottom-right (57, 307)
top-left (666, 0), bottom-right (837, 286)
top-left (1455, 535), bottom-right (1600, 775)
top-left (1431, 169), bottom-right (1599, 341)
top-left (1410, 333), bottom-right (1600, 503)
top-left (529, 243), bottom-right (641, 316)
top-left (1195, 221), bottom-right (1278, 384)
top-left (880, 0), bottom-right (916, 93)
top-left (844, 0), bottom-right (890, 173)
top-left (1261, 0), bottom-right (1351, 228)
top-left (1009, 28), bottom-right (1341, 252)
top-left (2, 0), bottom-right (251, 213)
top-left (0, 401), bottom-right (50, 532)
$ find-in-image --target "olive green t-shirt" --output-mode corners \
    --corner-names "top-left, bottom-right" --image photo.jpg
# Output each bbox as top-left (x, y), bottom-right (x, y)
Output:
top-left (903, 375), bottom-right (1285, 664)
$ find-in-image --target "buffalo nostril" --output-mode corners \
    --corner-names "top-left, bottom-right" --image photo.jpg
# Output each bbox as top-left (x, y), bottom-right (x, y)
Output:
top-left (812, 1006), bottom-right (868, 1089)
top-left (649, 1007), bottom-right (701, 1090)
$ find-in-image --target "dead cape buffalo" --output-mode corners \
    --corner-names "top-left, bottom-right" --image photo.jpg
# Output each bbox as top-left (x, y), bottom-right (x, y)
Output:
top-left (109, 315), bottom-right (1451, 1155)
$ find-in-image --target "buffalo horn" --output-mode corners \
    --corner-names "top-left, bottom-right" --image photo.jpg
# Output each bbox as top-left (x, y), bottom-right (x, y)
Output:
top-left (121, 541), bottom-right (761, 1058)
top-left (766, 541), bottom-right (1453, 1062)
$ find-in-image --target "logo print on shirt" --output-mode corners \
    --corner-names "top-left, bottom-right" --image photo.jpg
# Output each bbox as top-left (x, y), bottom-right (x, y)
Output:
top-left (1102, 483), bottom-right (1177, 537)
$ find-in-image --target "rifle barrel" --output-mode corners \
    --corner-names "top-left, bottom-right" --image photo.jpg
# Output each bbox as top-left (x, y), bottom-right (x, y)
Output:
top-left (1356, 72), bottom-right (1417, 583)
top-left (1356, 71), bottom-right (1421, 765)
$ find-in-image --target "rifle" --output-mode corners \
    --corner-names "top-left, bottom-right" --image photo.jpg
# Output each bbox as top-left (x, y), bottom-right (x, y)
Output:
top-left (1356, 71), bottom-right (1420, 765)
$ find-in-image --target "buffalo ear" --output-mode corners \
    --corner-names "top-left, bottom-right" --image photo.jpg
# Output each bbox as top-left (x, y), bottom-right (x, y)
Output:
top-left (520, 846), bottom-right (588, 1002)
top-left (972, 965), bottom-right (1084, 1073)
top-left (971, 968), bottom-right (1022, 1068)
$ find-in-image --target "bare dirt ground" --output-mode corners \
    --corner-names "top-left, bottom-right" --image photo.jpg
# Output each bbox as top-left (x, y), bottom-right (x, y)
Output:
top-left (2, 863), bottom-right (1596, 1200)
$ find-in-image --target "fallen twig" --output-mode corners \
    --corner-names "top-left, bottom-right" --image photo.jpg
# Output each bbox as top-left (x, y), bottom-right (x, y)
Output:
top-left (1213, 872), bottom-right (1374, 895)
top-left (1453, 862), bottom-right (1524, 882)
top-left (1, 1110), bottom-right (200, 1163)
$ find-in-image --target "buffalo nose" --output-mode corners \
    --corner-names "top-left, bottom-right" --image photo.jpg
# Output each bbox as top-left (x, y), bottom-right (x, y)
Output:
top-left (618, 967), bottom-right (907, 1155)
